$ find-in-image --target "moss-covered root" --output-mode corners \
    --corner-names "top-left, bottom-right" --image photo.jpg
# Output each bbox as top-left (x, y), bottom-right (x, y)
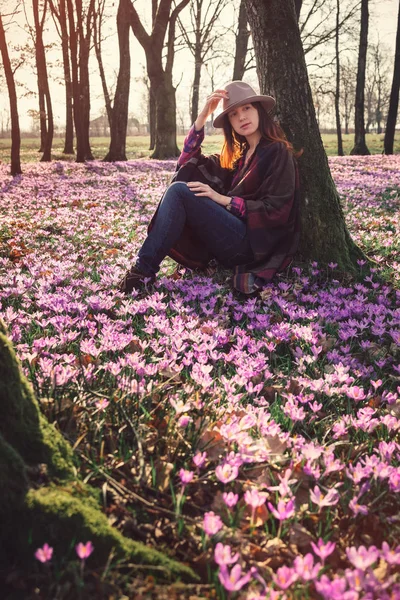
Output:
top-left (17, 488), bottom-right (197, 581)
top-left (0, 325), bottom-right (74, 479)
top-left (0, 433), bottom-right (29, 515)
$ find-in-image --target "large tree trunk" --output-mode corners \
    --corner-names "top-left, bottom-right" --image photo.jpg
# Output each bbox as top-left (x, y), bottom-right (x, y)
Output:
top-left (350, 0), bottom-right (370, 155)
top-left (384, 0), bottom-right (400, 155)
top-left (0, 16), bottom-right (22, 176)
top-left (93, 0), bottom-right (113, 130)
top-left (152, 72), bottom-right (179, 158)
top-left (232, 0), bottom-right (250, 81)
top-left (244, 0), bottom-right (364, 270)
top-left (335, 0), bottom-right (344, 156)
top-left (104, 0), bottom-right (131, 162)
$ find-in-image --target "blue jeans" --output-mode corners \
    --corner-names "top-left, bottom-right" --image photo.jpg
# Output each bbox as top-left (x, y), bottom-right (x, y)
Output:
top-left (136, 181), bottom-right (253, 276)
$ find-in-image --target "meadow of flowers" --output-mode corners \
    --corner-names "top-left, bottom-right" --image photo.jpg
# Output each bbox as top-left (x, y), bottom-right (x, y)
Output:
top-left (0, 154), bottom-right (399, 599)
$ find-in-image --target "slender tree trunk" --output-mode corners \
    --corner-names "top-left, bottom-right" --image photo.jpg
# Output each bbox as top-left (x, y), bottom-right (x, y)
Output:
top-left (149, 82), bottom-right (156, 150)
top-left (38, 89), bottom-right (47, 152)
top-left (384, 0), bottom-right (400, 155)
top-left (0, 15), bottom-right (22, 175)
top-left (191, 52), bottom-right (202, 124)
top-left (93, 5), bottom-right (113, 129)
top-left (335, 0), bottom-right (344, 156)
top-left (104, 0), bottom-right (131, 162)
top-left (61, 8), bottom-right (74, 154)
top-left (350, 0), bottom-right (370, 155)
top-left (232, 0), bottom-right (250, 80)
top-left (294, 0), bottom-right (303, 22)
top-left (244, 0), bottom-right (364, 270)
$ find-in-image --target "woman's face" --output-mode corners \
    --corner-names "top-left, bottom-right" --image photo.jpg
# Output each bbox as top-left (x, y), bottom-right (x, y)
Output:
top-left (227, 103), bottom-right (260, 137)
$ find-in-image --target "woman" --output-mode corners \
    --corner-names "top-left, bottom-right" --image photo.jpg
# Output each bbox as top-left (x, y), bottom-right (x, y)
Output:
top-left (119, 81), bottom-right (300, 296)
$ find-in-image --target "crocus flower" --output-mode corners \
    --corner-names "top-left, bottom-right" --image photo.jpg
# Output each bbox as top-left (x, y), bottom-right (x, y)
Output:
top-left (35, 543), bottom-right (53, 563)
top-left (381, 542), bottom-right (400, 565)
top-left (293, 552), bottom-right (322, 581)
top-left (215, 462), bottom-right (239, 483)
top-left (267, 498), bottom-right (295, 521)
top-left (272, 565), bottom-right (298, 590)
top-left (179, 468), bottom-right (194, 485)
top-left (311, 538), bottom-right (336, 562)
top-left (310, 486), bottom-right (340, 509)
top-left (218, 563), bottom-right (252, 592)
top-left (193, 451), bottom-right (207, 468)
top-left (95, 398), bottom-right (109, 410)
top-left (244, 488), bottom-right (268, 508)
top-left (223, 492), bottom-right (239, 508)
top-left (75, 541), bottom-right (94, 560)
top-left (214, 542), bottom-right (240, 566)
top-left (346, 545), bottom-right (379, 570)
top-left (203, 511), bottom-right (223, 536)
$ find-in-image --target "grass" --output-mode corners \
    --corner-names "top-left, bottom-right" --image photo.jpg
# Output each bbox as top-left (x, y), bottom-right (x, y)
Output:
top-left (0, 132), bottom-right (398, 164)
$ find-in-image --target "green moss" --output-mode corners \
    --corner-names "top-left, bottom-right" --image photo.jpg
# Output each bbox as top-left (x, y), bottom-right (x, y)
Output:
top-left (16, 487), bottom-right (196, 580)
top-left (0, 433), bottom-right (28, 515)
top-left (0, 329), bottom-right (74, 479)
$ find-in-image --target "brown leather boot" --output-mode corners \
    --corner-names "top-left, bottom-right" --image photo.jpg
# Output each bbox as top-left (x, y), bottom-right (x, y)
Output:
top-left (118, 266), bottom-right (155, 294)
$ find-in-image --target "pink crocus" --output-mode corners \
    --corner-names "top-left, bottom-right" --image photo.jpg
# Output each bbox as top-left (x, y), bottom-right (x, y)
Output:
top-left (179, 468), bottom-right (194, 485)
top-left (223, 491), bottom-right (239, 508)
top-left (244, 488), bottom-right (268, 508)
top-left (311, 538), bottom-right (336, 563)
top-left (272, 565), bottom-right (298, 590)
top-left (75, 541), bottom-right (94, 560)
top-left (349, 497), bottom-right (369, 516)
top-left (218, 563), bottom-right (252, 592)
top-left (95, 398), bottom-right (109, 410)
top-left (345, 386), bottom-right (366, 402)
top-left (381, 541), bottom-right (400, 565)
top-left (203, 511), bottom-right (223, 536)
top-left (35, 543), bottom-right (53, 563)
top-left (193, 451), bottom-right (207, 468)
top-left (310, 486), bottom-right (340, 509)
top-left (214, 542), bottom-right (240, 566)
top-left (215, 462), bottom-right (239, 483)
top-left (346, 545), bottom-right (379, 570)
top-left (267, 498), bottom-right (295, 521)
top-left (293, 553), bottom-right (322, 581)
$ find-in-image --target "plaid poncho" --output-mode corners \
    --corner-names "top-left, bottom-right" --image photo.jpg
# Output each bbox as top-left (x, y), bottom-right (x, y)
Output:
top-left (149, 138), bottom-right (300, 295)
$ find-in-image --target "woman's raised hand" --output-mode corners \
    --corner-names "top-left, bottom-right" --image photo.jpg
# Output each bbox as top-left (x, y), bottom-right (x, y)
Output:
top-left (194, 89), bottom-right (229, 131)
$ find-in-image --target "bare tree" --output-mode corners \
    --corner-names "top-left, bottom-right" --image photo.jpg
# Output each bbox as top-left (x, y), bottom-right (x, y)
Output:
top-left (104, 0), bottom-right (130, 162)
top-left (384, 0), bottom-right (400, 154)
top-left (334, 0), bottom-right (344, 155)
top-left (0, 9), bottom-right (22, 175)
top-left (93, 0), bottom-right (112, 129)
top-left (48, 0), bottom-right (74, 154)
top-left (66, 0), bottom-right (95, 162)
top-left (128, 0), bottom-right (190, 159)
top-left (31, 0), bottom-right (53, 160)
top-left (340, 58), bottom-right (356, 134)
top-left (232, 0), bottom-right (250, 80)
top-left (351, 0), bottom-right (370, 154)
top-left (178, 0), bottom-right (228, 124)
top-left (244, 0), bottom-right (364, 269)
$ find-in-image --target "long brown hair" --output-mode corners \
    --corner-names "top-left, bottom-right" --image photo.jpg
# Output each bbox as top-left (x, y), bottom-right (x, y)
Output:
top-left (219, 102), bottom-right (300, 169)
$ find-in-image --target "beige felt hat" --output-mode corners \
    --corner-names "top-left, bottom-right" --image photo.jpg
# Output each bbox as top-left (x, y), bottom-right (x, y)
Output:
top-left (213, 81), bottom-right (275, 129)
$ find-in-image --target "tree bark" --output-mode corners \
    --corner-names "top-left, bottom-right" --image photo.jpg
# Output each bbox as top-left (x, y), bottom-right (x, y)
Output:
top-left (0, 15), bottom-right (22, 176)
top-left (232, 0), bottom-right (250, 80)
top-left (48, 0), bottom-right (74, 154)
top-left (93, 0), bottom-right (113, 130)
top-left (191, 51), bottom-right (202, 124)
top-left (149, 82), bottom-right (156, 150)
top-left (104, 0), bottom-right (131, 162)
top-left (66, 0), bottom-right (94, 163)
top-left (350, 0), bottom-right (370, 155)
top-left (384, 0), bottom-right (400, 155)
top-left (32, 0), bottom-right (54, 162)
top-left (335, 0), bottom-right (344, 156)
top-left (128, 0), bottom-right (190, 159)
top-left (244, 0), bottom-right (364, 270)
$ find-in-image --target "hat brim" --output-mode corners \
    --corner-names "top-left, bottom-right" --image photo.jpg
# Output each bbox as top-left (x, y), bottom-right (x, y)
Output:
top-left (213, 95), bottom-right (275, 129)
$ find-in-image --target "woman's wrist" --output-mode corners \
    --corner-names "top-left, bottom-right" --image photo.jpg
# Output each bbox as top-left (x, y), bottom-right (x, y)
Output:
top-left (194, 112), bottom-right (208, 131)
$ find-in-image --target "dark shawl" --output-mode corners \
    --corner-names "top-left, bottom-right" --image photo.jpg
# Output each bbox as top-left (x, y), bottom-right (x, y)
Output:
top-left (148, 139), bottom-right (300, 294)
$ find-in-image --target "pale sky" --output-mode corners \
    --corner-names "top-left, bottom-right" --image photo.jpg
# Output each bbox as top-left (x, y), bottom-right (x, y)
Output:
top-left (1, 0), bottom-right (399, 132)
